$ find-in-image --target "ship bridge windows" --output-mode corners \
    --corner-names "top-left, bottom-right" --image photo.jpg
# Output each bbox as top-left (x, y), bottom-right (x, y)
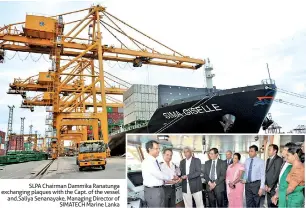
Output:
top-left (127, 146), bottom-right (142, 171)
top-left (170, 150), bottom-right (182, 167)
top-left (181, 151), bottom-right (206, 164)
top-left (193, 152), bottom-right (208, 164)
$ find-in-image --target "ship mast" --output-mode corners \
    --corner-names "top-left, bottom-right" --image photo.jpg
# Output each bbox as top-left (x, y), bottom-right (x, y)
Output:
top-left (204, 58), bottom-right (215, 89)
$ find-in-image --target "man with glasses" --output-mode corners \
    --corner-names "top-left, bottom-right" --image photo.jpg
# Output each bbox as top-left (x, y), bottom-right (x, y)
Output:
top-left (142, 140), bottom-right (179, 207)
top-left (204, 148), bottom-right (227, 207)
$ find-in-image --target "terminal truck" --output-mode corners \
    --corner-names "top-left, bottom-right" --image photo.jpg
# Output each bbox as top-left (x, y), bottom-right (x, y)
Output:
top-left (76, 140), bottom-right (107, 171)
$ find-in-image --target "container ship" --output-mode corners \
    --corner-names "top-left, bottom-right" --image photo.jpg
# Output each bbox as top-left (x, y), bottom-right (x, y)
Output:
top-left (108, 64), bottom-right (277, 155)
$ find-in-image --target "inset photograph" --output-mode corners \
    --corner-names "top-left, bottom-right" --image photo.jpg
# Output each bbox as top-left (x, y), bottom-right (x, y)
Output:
top-left (127, 134), bottom-right (305, 208)
top-left (0, 135), bottom-right (125, 179)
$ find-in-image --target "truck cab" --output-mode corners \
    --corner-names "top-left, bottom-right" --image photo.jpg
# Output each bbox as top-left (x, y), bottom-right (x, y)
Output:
top-left (76, 140), bottom-right (107, 171)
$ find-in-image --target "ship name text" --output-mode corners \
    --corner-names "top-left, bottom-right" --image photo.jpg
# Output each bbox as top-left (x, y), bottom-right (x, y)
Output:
top-left (162, 104), bottom-right (222, 119)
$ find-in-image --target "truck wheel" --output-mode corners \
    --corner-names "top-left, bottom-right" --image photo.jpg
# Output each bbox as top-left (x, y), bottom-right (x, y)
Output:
top-left (79, 167), bottom-right (83, 171)
top-left (101, 165), bottom-right (105, 170)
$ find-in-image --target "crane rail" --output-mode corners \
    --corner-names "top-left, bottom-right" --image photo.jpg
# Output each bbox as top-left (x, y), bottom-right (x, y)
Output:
top-left (30, 160), bottom-right (54, 179)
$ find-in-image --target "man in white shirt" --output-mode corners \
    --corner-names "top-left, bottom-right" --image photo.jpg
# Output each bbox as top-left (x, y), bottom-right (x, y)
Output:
top-left (142, 140), bottom-right (178, 207)
top-left (160, 148), bottom-right (181, 207)
top-left (180, 146), bottom-right (204, 208)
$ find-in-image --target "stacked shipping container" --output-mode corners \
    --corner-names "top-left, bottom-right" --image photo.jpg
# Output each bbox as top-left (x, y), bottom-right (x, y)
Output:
top-left (0, 131), bottom-right (6, 155)
top-left (0, 131), bottom-right (5, 144)
top-left (24, 143), bottom-right (33, 151)
top-left (0, 149), bottom-right (6, 156)
top-left (123, 84), bottom-right (158, 125)
top-left (7, 135), bottom-right (24, 151)
top-left (107, 112), bottom-right (124, 124)
top-left (86, 108), bottom-right (124, 135)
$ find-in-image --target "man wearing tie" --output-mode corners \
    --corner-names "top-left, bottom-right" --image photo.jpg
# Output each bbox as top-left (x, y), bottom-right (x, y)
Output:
top-left (204, 148), bottom-right (227, 207)
top-left (224, 150), bottom-right (233, 207)
top-left (225, 150), bottom-right (233, 167)
top-left (265, 144), bottom-right (282, 208)
top-left (142, 140), bottom-right (179, 207)
top-left (180, 146), bottom-right (204, 208)
top-left (243, 145), bottom-right (265, 208)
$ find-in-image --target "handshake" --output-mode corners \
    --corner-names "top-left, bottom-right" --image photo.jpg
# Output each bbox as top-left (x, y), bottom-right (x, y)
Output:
top-left (167, 175), bottom-right (183, 184)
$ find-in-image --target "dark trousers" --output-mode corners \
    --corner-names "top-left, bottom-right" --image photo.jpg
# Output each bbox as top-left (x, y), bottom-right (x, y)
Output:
top-left (202, 183), bottom-right (210, 207)
top-left (266, 190), bottom-right (277, 208)
top-left (164, 185), bottom-right (176, 207)
top-left (207, 188), bottom-right (224, 207)
top-left (245, 181), bottom-right (261, 208)
top-left (144, 186), bottom-right (165, 208)
top-left (224, 188), bottom-right (228, 207)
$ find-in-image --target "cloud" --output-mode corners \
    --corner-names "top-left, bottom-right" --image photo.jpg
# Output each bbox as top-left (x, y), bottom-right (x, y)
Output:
top-left (272, 111), bottom-right (292, 117)
top-left (294, 83), bottom-right (305, 93)
top-left (294, 116), bottom-right (306, 121)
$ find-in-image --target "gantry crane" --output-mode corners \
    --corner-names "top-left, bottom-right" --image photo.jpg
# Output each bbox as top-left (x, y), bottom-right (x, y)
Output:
top-left (0, 5), bottom-right (205, 159)
top-left (7, 67), bottom-right (126, 157)
top-left (7, 66), bottom-right (129, 109)
top-left (8, 71), bottom-right (129, 95)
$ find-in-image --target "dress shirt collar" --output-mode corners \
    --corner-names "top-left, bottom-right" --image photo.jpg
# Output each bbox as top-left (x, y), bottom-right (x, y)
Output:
top-left (147, 154), bottom-right (157, 161)
top-left (270, 155), bottom-right (276, 160)
top-left (164, 161), bottom-right (174, 168)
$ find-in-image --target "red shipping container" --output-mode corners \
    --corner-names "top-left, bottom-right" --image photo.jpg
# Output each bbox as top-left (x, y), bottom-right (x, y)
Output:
top-left (8, 136), bottom-right (24, 151)
top-left (17, 137), bottom-right (24, 150)
top-left (9, 139), bottom-right (16, 146)
top-left (118, 113), bottom-right (123, 120)
top-left (0, 149), bottom-right (6, 156)
top-left (0, 131), bottom-right (5, 144)
top-left (8, 145), bottom-right (16, 151)
top-left (110, 115), bottom-right (115, 120)
top-left (108, 112), bottom-right (123, 121)
top-left (112, 107), bottom-right (118, 113)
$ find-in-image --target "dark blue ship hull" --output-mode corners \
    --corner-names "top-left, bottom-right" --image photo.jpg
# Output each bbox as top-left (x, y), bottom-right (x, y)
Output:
top-left (109, 83), bottom-right (276, 154)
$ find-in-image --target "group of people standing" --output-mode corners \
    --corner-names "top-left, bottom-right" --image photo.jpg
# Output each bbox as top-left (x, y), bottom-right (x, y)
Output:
top-left (141, 140), bottom-right (305, 208)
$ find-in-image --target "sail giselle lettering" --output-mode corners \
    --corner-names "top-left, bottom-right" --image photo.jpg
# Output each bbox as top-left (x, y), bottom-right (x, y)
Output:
top-left (162, 104), bottom-right (222, 119)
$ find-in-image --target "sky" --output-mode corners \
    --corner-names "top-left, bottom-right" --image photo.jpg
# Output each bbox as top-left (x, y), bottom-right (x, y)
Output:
top-left (0, 0), bottom-right (305, 137)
